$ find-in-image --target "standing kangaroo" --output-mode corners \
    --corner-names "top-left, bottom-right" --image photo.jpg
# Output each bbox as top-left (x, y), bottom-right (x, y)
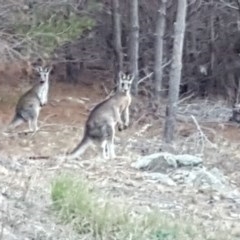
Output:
top-left (7, 65), bottom-right (52, 133)
top-left (67, 72), bottom-right (134, 160)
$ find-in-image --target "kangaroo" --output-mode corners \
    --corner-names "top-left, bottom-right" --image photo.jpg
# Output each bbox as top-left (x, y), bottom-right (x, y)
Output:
top-left (67, 71), bottom-right (134, 160)
top-left (7, 65), bottom-right (52, 133)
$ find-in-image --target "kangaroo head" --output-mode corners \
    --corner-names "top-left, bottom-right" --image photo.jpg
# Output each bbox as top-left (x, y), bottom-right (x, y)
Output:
top-left (118, 72), bottom-right (134, 93)
top-left (35, 66), bottom-right (52, 84)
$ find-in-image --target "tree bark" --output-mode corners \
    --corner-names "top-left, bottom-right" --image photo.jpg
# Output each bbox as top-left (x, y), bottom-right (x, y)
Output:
top-left (164, 0), bottom-right (187, 143)
top-left (154, 0), bottom-right (167, 100)
top-left (129, 0), bottom-right (139, 95)
top-left (207, 0), bottom-right (215, 95)
top-left (112, 0), bottom-right (123, 84)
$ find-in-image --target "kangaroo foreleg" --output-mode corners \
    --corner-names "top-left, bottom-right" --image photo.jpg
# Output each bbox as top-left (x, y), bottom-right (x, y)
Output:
top-left (122, 107), bottom-right (130, 129)
top-left (114, 108), bottom-right (124, 131)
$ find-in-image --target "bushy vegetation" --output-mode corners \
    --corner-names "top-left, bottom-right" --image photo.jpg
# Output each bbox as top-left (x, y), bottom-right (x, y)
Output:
top-left (10, 2), bottom-right (98, 57)
top-left (16, 17), bottom-right (94, 54)
top-left (51, 174), bottom-right (204, 240)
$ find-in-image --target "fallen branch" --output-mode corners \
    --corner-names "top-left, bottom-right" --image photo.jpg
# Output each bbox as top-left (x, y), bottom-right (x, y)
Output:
top-left (191, 115), bottom-right (217, 151)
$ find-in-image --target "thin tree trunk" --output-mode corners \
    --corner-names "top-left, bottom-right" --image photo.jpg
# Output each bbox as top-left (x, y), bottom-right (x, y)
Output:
top-left (208, 0), bottom-right (215, 95)
top-left (164, 0), bottom-right (187, 143)
top-left (154, 0), bottom-right (167, 100)
top-left (129, 0), bottom-right (139, 95)
top-left (112, 0), bottom-right (123, 84)
top-left (235, 0), bottom-right (240, 30)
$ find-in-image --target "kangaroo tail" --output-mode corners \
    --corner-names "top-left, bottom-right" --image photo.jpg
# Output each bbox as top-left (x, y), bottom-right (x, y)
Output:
top-left (8, 113), bottom-right (25, 130)
top-left (66, 134), bottom-right (91, 160)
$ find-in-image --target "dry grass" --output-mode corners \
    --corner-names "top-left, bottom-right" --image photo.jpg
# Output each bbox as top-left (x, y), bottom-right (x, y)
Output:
top-left (50, 173), bottom-right (218, 240)
top-left (1, 72), bottom-right (240, 240)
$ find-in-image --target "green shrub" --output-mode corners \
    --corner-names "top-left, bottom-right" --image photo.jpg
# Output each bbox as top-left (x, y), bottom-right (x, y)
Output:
top-left (15, 13), bottom-right (95, 54)
top-left (10, 1), bottom-right (101, 57)
top-left (51, 174), bottom-right (209, 240)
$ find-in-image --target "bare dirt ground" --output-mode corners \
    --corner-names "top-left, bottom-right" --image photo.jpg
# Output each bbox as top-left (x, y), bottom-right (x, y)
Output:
top-left (1, 67), bottom-right (240, 239)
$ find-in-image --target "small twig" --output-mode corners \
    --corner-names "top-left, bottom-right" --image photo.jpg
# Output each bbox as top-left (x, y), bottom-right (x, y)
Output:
top-left (135, 124), bottom-right (152, 137)
top-left (105, 90), bottom-right (115, 100)
top-left (191, 115), bottom-right (217, 149)
top-left (0, 197), bottom-right (4, 240)
top-left (38, 123), bottom-right (64, 129)
top-left (42, 113), bottom-right (57, 123)
top-left (131, 114), bottom-right (146, 128)
top-left (0, 222), bottom-right (4, 240)
top-left (101, 83), bottom-right (110, 95)
top-left (29, 156), bottom-right (51, 160)
top-left (178, 92), bottom-right (195, 104)
top-left (20, 176), bottom-right (32, 201)
top-left (137, 72), bottom-right (153, 85)
top-left (162, 59), bottom-right (172, 69)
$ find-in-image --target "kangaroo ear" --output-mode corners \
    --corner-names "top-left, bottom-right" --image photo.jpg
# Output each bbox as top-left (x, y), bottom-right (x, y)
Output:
top-left (118, 71), bottom-right (125, 80)
top-left (34, 66), bottom-right (42, 73)
top-left (45, 66), bottom-right (53, 73)
top-left (127, 74), bottom-right (134, 82)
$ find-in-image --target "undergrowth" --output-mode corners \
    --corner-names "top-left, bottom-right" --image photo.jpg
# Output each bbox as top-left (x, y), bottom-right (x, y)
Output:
top-left (51, 174), bottom-right (207, 240)
top-left (15, 14), bottom-right (95, 54)
top-left (12, 2), bottom-right (99, 56)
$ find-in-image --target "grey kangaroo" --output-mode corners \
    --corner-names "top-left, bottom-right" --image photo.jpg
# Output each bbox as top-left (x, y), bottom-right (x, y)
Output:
top-left (7, 65), bottom-right (52, 133)
top-left (67, 71), bottom-right (134, 160)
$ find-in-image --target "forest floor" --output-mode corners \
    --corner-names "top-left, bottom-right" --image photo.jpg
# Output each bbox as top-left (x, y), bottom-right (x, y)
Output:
top-left (0, 68), bottom-right (240, 239)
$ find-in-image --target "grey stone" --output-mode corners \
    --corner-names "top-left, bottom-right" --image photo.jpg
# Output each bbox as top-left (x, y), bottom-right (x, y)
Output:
top-left (184, 167), bottom-right (228, 191)
top-left (144, 172), bottom-right (177, 186)
top-left (174, 154), bottom-right (203, 167)
top-left (131, 152), bottom-right (202, 172)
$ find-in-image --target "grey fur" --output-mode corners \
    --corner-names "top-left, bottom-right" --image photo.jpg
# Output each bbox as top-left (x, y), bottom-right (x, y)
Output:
top-left (67, 72), bottom-right (134, 160)
top-left (8, 66), bottom-right (52, 133)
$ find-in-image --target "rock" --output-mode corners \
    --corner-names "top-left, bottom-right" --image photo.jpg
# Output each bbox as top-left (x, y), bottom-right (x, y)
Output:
top-left (170, 168), bottom-right (191, 183)
top-left (131, 152), bottom-right (177, 172)
top-left (144, 172), bottom-right (177, 186)
top-left (184, 167), bottom-right (229, 191)
top-left (131, 152), bottom-right (202, 172)
top-left (221, 189), bottom-right (240, 204)
top-left (174, 154), bottom-right (203, 167)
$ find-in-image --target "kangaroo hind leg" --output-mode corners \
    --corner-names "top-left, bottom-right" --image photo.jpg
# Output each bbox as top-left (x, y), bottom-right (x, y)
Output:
top-left (107, 123), bottom-right (116, 159)
top-left (100, 123), bottom-right (116, 159)
top-left (101, 140), bottom-right (109, 159)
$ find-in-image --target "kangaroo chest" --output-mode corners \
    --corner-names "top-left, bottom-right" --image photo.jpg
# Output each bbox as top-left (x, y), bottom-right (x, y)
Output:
top-left (37, 82), bottom-right (49, 105)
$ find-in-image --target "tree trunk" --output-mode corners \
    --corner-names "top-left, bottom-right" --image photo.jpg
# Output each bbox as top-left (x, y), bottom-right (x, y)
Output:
top-left (208, 0), bottom-right (215, 95)
top-left (112, 0), bottom-right (123, 84)
top-left (164, 0), bottom-right (187, 143)
top-left (154, 0), bottom-right (167, 100)
top-left (129, 0), bottom-right (139, 95)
